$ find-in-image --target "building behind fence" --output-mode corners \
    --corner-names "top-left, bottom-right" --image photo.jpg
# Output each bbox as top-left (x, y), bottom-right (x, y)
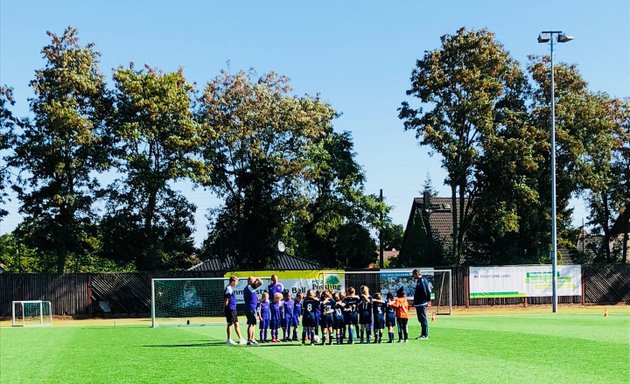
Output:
top-left (1, 265), bottom-right (628, 318)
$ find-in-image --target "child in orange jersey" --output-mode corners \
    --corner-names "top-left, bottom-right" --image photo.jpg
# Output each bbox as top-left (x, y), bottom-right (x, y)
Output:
top-left (389, 287), bottom-right (409, 342)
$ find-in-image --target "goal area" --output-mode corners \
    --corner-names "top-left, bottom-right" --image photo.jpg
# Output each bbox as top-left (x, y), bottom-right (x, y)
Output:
top-left (151, 277), bottom-right (270, 327)
top-left (320, 269), bottom-right (452, 315)
top-left (12, 300), bottom-right (53, 327)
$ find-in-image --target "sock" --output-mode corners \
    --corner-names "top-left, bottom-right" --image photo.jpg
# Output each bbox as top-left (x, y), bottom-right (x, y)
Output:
top-left (403, 328), bottom-right (408, 340)
top-left (398, 330), bottom-right (402, 340)
top-left (349, 328), bottom-right (354, 342)
top-left (293, 328), bottom-right (297, 340)
top-left (367, 329), bottom-right (371, 342)
top-left (360, 328), bottom-right (364, 342)
top-left (310, 330), bottom-right (315, 343)
top-left (389, 331), bottom-right (394, 342)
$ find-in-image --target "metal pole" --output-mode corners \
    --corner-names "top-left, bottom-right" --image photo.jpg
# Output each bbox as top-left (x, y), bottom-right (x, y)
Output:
top-left (379, 189), bottom-right (384, 269)
top-left (550, 36), bottom-right (558, 313)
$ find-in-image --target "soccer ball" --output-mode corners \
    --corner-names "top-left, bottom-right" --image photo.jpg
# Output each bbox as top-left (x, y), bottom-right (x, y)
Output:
top-left (313, 335), bottom-right (320, 343)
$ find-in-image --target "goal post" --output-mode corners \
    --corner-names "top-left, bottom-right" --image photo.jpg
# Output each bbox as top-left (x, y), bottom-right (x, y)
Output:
top-left (151, 276), bottom-right (270, 327)
top-left (320, 269), bottom-right (452, 315)
top-left (12, 300), bottom-right (53, 327)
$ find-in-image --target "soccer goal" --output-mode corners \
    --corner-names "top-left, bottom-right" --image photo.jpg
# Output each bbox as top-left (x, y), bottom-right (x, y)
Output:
top-left (12, 300), bottom-right (53, 327)
top-left (151, 277), bottom-right (270, 327)
top-left (320, 268), bottom-right (452, 315)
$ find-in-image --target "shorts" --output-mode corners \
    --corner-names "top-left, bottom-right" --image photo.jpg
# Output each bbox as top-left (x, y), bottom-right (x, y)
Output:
top-left (245, 309), bottom-right (257, 325)
top-left (260, 318), bottom-right (270, 329)
top-left (280, 318), bottom-right (287, 328)
top-left (385, 315), bottom-right (396, 327)
top-left (320, 315), bottom-right (334, 328)
top-left (270, 318), bottom-right (280, 330)
top-left (303, 316), bottom-right (317, 328)
top-left (291, 316), bottom-right (300, 327)
top-left (224, 308), bottom-right (238, 325)
top-left (334, 317), bottom-right (345, 330)
top-left (359, 312), bottom-right (371, 325)
top-left (373, 316), bottom-right (384, 330)
top-left (345, 313), bottom-right (358, 326)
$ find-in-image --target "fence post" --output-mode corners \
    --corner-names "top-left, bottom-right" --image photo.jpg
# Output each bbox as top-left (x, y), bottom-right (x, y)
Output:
top-left (464, 267), bottom-right (469, 308)
top-left (581, 267), bottom-right (585, 306)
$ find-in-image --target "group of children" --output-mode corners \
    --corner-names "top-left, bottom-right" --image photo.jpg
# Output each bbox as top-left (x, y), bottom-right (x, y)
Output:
top-left (256, 285), bottom-right (412, 345)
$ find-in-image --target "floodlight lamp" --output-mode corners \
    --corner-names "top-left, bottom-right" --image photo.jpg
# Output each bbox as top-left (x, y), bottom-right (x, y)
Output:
top-left (538, 33), bottom-right (551, 43)
top-left (557, 33), bottom-right (575, 43)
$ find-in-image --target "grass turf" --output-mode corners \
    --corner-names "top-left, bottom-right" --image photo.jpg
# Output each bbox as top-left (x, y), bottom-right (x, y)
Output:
top-left (1, 312), bottom-right (628, 384)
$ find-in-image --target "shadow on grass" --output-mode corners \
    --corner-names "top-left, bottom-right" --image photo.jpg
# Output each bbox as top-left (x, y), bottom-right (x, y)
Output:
top-left (143, 342), bottom-right (324, 348)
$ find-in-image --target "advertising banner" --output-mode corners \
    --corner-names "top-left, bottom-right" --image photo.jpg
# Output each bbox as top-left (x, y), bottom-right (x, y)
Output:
top-left (378, 268), bottom-right (434, 300)
top-left (225, 270), bottom-right (343, 303)
top-left (469, 265), bottom-right (581, 299)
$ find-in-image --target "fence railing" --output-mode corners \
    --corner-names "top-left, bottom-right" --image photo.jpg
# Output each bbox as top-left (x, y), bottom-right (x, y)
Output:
top-left (1, 265), bottom-right (628, 317)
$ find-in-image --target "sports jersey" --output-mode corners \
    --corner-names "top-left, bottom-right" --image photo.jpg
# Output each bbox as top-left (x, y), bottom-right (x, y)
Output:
top-left (243, 285), bottom-right (258, 311)
top-left (293, 300), bottom-right (302, 321)
top-left (270, 301), bottom-right (282, 320)
top-left (390, 297), bottom-right (409, 319)
top-left (343, 296), bottom-right (360, 315)
top-left (302, 298), bottom-right (318, 319)
top-left (224, 285), bottom-right (236, 310)
top-left (268, 283), bottom-right (284, 297)
top-left (372, 300), bottom-right (386, 329)
top-left (258, 300), bottom-right (271, 320)
top-left (358, 296), bottom-right (372, 323)
top-left (283, 299), bottom-right (294, 320)
top-left (320, 298), bottom-right (335, 327)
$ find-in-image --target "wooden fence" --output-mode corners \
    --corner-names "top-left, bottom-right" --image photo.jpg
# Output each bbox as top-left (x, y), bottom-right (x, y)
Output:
top-left (1, 265), bottom-right (628, 317)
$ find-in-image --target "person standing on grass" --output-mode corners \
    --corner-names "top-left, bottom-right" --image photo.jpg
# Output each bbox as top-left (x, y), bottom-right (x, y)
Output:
top-left (268, 274), bottom-right (284, 297)
top-left (244, 276), bottom-right (263, 345)
top-left (412, 269), bottom-right (432, 340)
top-left (224, 276), bottom-right (245, 345)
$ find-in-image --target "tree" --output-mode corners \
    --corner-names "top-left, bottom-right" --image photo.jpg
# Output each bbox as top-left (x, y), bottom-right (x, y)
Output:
top-left (11, 27), bottom-right (111, 273)
top-left (0, 86), bottom-right (16, 220)
top-left (399, 28), bottom-right (529, 264)
top-left (104, 65), bottom-right (205, 271)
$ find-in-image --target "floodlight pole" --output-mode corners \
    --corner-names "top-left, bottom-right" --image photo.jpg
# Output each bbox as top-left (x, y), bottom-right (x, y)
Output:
top-left (538, 30), bottom-right (574, 313)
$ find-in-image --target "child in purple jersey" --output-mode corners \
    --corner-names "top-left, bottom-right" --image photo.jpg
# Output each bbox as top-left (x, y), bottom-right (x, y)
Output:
top-left (282, 291), bottom-right (294, 341)
top-left (270, 293), bottom-right (283, 342)
top-left (313, 290), bottom-right (322, 337)
top-left (292, 292), bottom-right (302, 341)
top-left (257, 292), bottom-right (271, 342)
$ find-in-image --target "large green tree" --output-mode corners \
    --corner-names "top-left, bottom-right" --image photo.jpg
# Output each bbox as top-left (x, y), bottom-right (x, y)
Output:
top-left (399, 28), bottom-right (529, 264)
top-left (11, 28), bottom-right (111, 273)
top-left (0, 86), bottom-right (16, 220)
top-left (103, 65), bottom-right (206, 271)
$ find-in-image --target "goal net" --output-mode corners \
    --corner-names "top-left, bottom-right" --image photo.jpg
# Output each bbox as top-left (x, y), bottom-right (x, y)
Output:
top-left (320, 269), bottom-right (452, 315)
top-left (12, 300), bottom-right (53, 327)
top-left (151, 277), bottom-right (270, 327)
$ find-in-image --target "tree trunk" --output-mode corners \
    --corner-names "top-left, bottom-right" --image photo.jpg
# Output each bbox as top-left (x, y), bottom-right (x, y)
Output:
top-left (451, 184), bottom-right (458, 264)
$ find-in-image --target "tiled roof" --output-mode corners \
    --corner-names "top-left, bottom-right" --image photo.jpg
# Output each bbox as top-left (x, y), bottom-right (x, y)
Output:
top-left (411, 196), bottom-right (465, 248)
top-left (187, 253), bottom-right (322, 272)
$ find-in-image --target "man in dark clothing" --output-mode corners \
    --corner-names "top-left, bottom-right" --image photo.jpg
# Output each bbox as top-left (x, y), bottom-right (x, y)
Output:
top-left (412, 269), bottom-right (432, 339)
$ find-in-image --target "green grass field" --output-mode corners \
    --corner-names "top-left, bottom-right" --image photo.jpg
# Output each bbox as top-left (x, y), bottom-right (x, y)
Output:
top-left (1, 311), bottom-right (629, 384)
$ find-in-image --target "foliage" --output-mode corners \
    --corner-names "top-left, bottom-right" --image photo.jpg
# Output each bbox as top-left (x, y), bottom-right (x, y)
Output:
top-left (10, 27), bottom-right (111, 273)
top-left (0, 86), bottom-right (16, 219)
top-left (399, 27), bottom-right (529, 264)
top-left (104, 65), bottom-right (204, 271)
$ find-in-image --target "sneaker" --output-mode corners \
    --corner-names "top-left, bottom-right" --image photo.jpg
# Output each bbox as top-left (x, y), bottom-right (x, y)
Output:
top-left (251, 339), bottom-right (259, 345)
top-left (239, 339), bottom-right (247, 345)
top-left (387, 340), bottom-right (393, 343)
top-left (227, 339), bottom-right (237, 345)
top-left (246, 340), bottom-right (254, 346)
top-left (419, 336), bottom-right (429, 340)
top-left (415, 335), bottom-right (423, 339)
top-left (397, 340), bottom-right (402, 343)
top-left (404, 339), bottom-right (408, 343)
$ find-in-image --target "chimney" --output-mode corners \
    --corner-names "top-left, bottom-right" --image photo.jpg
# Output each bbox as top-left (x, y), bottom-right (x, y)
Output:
top-left (423, 190), bottom-right (431, 211)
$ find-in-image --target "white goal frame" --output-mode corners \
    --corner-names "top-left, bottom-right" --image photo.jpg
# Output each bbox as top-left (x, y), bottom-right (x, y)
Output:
top-left (151, 276), bottom-right (270, 328)
top-left (320, 269), bottom-right (452, 315)
top-left (12, 300), bottom-right (53, 327)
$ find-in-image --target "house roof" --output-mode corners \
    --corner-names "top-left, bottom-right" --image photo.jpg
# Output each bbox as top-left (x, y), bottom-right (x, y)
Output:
top-left (188, 253), bottom-right (322, 272)
top-left (411, 196), bottom-right (462, 248)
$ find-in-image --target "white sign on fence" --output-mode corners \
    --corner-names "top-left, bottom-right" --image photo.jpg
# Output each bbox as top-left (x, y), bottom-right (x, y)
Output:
top-left (469, 265), bottom-right (581, 299)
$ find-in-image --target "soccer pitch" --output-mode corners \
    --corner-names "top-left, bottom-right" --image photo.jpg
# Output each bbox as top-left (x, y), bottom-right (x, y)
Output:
top-left (1, 310), bottom-right (628, 384)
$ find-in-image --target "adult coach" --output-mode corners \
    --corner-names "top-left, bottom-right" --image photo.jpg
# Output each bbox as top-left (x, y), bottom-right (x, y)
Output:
top-left (268, 274), bottom-right (284, 297)
top-left (224, 276), bottom-right (245, 345)
top-left (412, 269), bottom-right (432, 340)
top-left (243, 276), bottom-right (263, 345)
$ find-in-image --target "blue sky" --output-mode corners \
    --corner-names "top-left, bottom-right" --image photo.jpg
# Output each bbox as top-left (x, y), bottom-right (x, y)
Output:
top-left (1, 0), bottom-right (629, 245)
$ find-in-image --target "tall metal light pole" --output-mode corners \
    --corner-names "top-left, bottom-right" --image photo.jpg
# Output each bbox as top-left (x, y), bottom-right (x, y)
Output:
top-left (538, 31), bottom-right (574, 313)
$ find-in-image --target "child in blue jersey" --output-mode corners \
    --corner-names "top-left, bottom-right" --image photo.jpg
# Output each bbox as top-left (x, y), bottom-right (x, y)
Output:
top-left (372, 292), bottom-right (386, 343)
top-left (292, 292), bottom-right (302, 341)
top-left (314, 290), bottom-right (322, 337)
top-left (319, 291), bottom-right (335, 345)
top-left (332, 292), bottom-right (345, 344)
top-left (301, 289), bottom-right (319, 345)
top-left (270, 292), bottom-right (283, 342)
top-left (257, 292), bottom-right (271, 342)
top-left (343, 287), bottom-right (360, 344)
top-left (358, 285), bottom-right (373, 343)
top-left (282, 291), bottom-right (294, 342)
top-left (385, 292), bottom-right (397, 343)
